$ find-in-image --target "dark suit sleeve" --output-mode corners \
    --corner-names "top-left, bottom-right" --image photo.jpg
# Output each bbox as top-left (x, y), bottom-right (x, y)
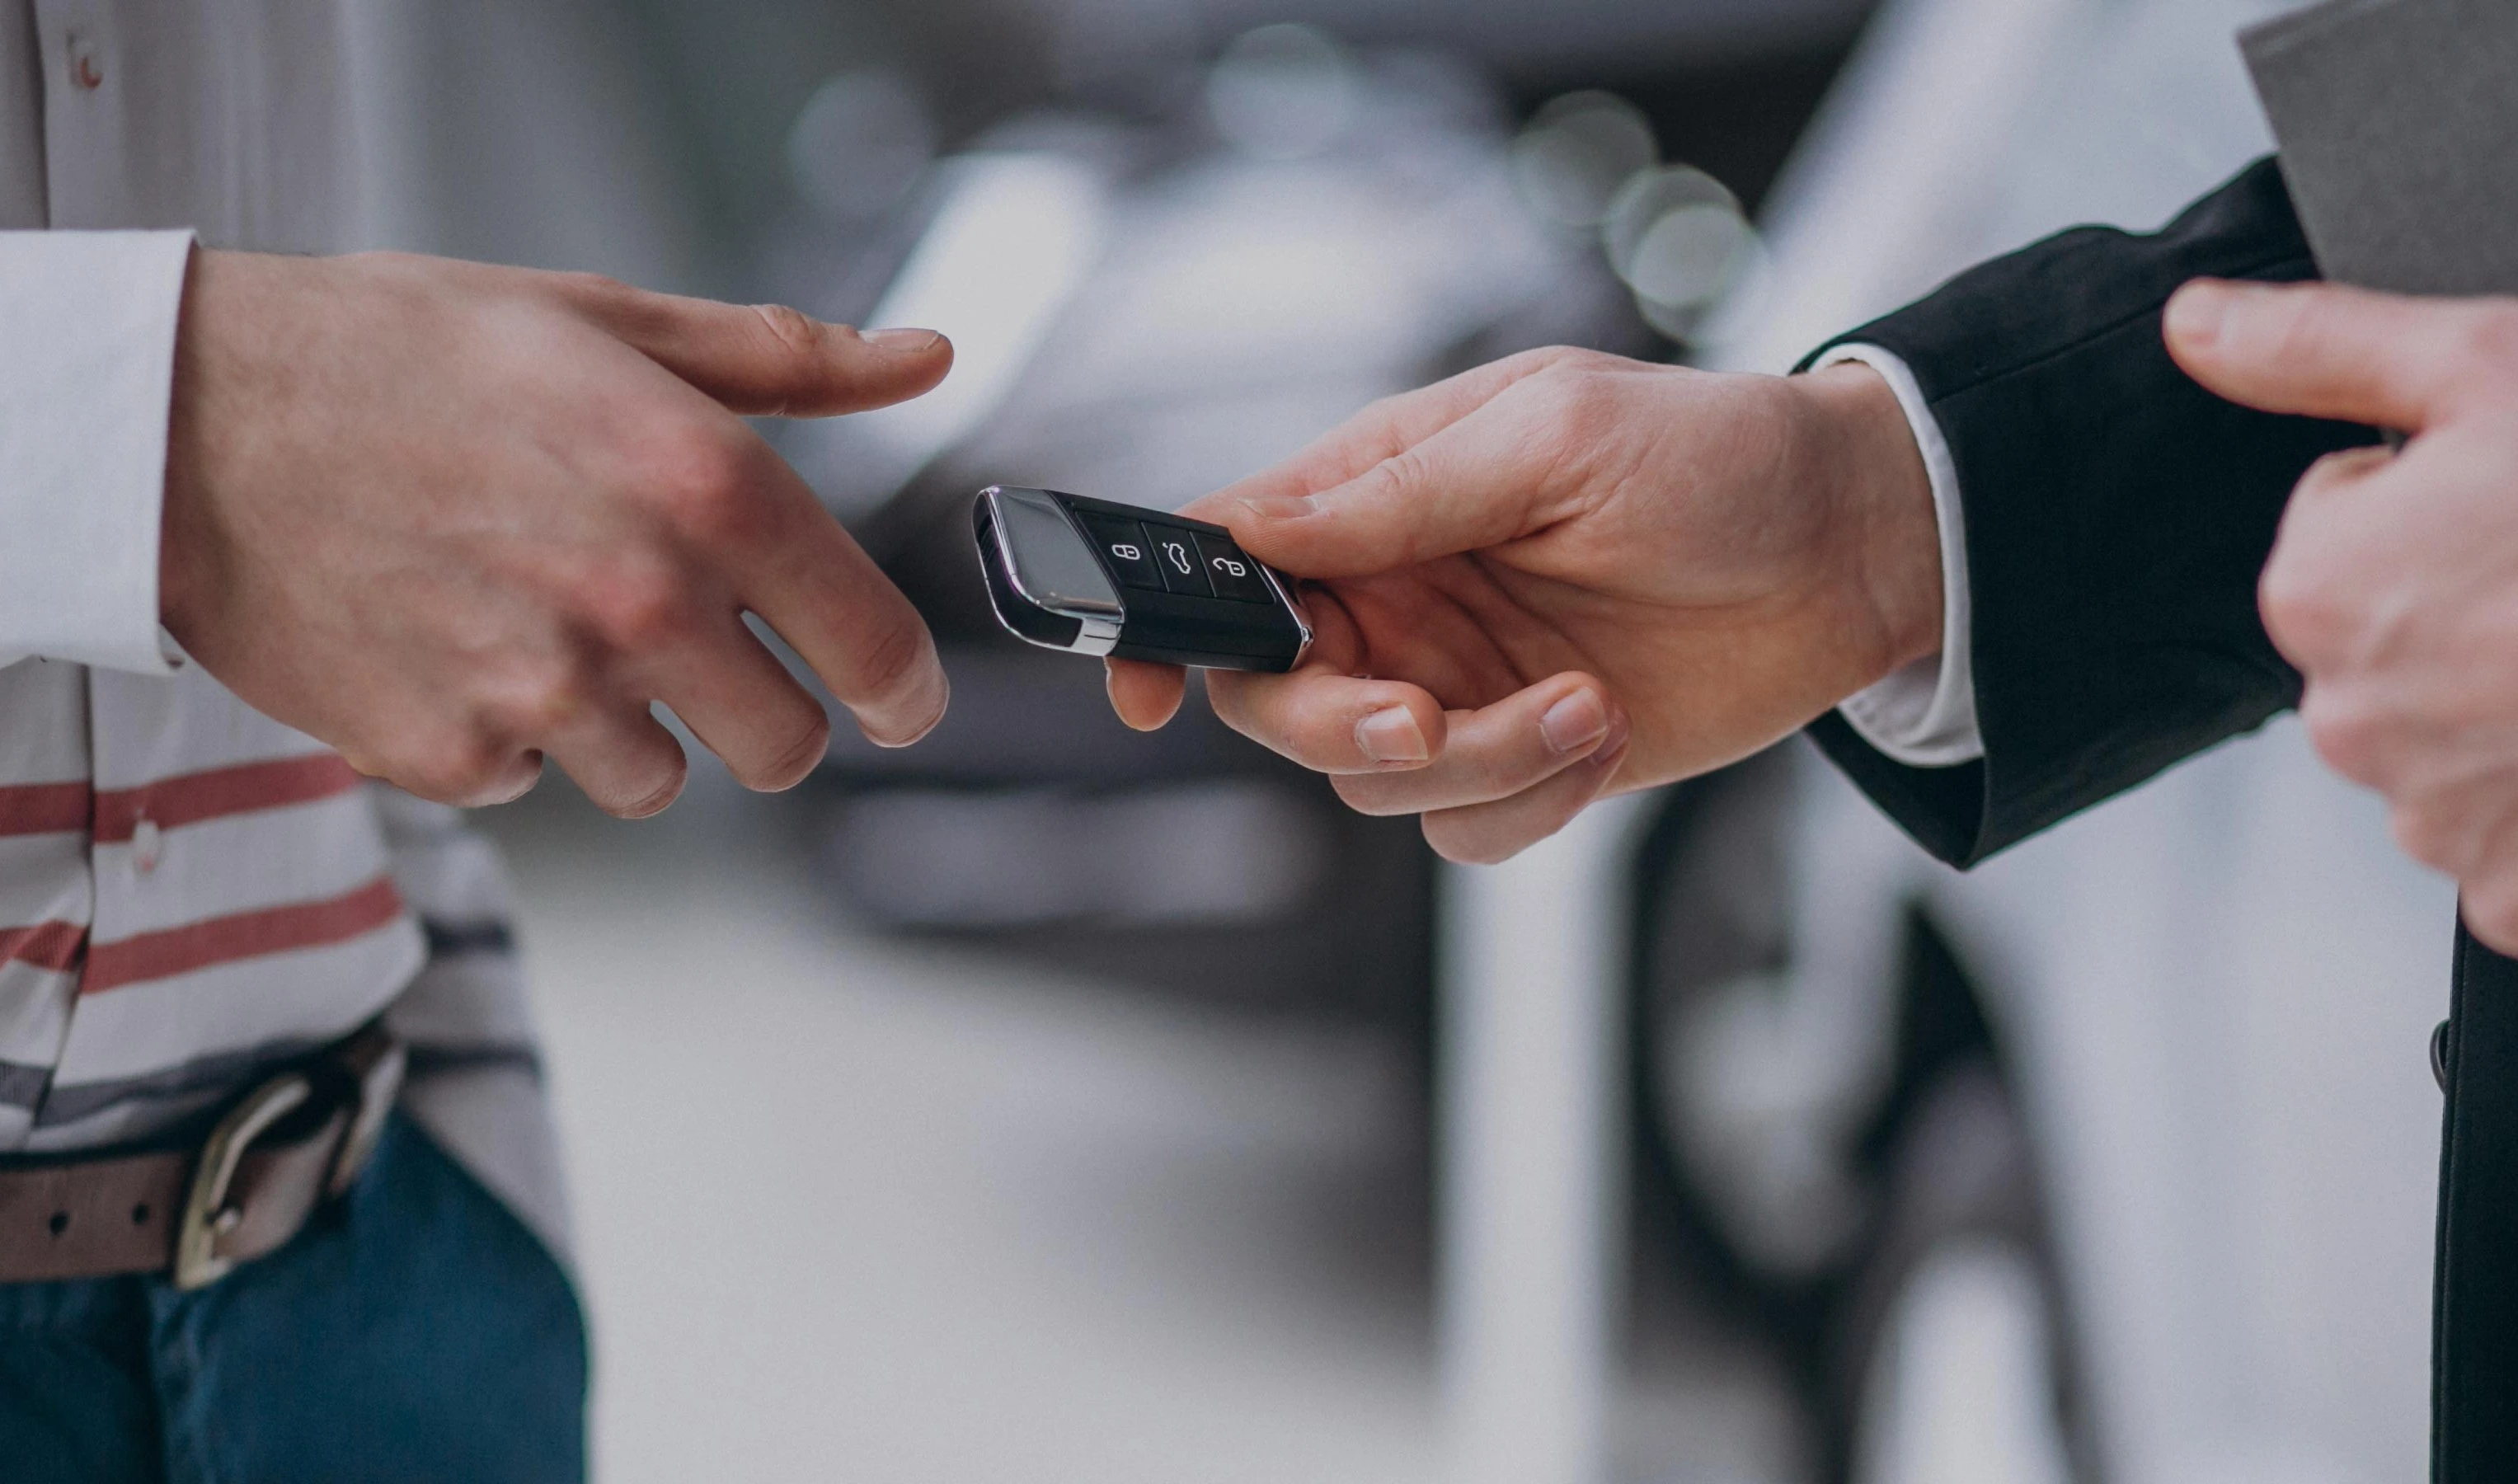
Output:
top-left (1797, 157), bottom-right (2383, 867)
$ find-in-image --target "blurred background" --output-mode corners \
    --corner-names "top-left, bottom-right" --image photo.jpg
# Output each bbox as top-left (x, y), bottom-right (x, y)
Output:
top-left (342, 1), bottom-right (2449, 1480)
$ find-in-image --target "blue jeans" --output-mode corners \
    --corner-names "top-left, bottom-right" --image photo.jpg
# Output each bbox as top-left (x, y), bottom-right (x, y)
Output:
top-left (0, 1114), bottom-right (587, 1483)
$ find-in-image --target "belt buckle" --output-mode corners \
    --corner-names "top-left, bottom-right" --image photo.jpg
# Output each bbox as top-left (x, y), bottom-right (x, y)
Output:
top-left (173, 1070), bottom-right (313, 1291)
top-left (169, 1023), bottom-right (406, 1291)
top-left (324, 1025), bottom-right (406, 1200)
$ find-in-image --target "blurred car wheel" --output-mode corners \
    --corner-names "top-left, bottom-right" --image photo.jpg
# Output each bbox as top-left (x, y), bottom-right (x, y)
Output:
top-left (1628, 752), bottom-right (2092, 1483)
top-left (1834, 1064), bottom-right (2085, 1484)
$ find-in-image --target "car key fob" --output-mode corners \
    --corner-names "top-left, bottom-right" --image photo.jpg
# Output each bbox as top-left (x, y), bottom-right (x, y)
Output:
top-left (973, 486), bottom-right (1313, 672)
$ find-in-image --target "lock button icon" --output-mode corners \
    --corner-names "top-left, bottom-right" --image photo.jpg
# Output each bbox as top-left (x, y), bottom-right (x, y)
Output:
top-left (1078, 513), bottom-right (1167, 591)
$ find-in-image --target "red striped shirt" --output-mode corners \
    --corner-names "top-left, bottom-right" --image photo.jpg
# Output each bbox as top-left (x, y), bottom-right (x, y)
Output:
top-left (0, 754), bottom-right (365, 846)
top-left (0, 781), bottom-right (91, 838)
top-left (82, 875), bottom-right (406, 995)
top-left (0, 918), bottom-right (85, 974)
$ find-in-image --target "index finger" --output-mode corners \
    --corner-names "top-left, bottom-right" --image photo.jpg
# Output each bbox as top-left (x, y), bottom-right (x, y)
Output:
top-left (2164, 279), bottom-right (2516, 432)
top-left (1203, 373), bottom-right (1589, 580)
top-left (1175, 346), bottom-right (1577, 526)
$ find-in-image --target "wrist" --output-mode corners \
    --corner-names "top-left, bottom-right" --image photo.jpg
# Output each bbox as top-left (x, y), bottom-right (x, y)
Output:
top-left (160, 247), bottom-right (247, 642)
top-left (1794, 360), bottom-right (1943, 686)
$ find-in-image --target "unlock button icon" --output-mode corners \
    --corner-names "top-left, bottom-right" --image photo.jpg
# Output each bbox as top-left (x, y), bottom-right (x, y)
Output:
top-left (1193, 531), bottom-right (1273, 603)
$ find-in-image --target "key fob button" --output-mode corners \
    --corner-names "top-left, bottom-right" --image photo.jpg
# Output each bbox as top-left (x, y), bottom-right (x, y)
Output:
top-left (1193, 532), bottom-right (1273, 603)
top-left (1145, 525), bottom-right (1214, 597)
top-left (1079, 514), bottom-right (1166, 591)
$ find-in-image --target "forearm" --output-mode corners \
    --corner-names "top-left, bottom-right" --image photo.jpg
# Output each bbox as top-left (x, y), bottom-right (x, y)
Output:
top-left (1802, 157), bottom-right (2383, 866)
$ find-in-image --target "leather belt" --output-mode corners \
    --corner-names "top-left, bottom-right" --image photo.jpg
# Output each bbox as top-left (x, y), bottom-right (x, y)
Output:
top-left (0, 1023), bottom-right (404, 1289)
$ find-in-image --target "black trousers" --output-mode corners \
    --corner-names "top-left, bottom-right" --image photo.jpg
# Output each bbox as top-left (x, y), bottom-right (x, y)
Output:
top-left (2436, 925), bottom-right (2518, 1481)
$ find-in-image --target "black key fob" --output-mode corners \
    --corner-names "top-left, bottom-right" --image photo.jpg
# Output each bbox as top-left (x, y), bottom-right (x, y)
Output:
top-left (973, 486), bottom-right (1313, 672)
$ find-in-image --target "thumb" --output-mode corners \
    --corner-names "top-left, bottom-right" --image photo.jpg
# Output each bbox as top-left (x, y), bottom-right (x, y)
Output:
top-left (562, 278), bottom-right (951, 417)
top-left (2165, 279), bottom-right (2482, 432)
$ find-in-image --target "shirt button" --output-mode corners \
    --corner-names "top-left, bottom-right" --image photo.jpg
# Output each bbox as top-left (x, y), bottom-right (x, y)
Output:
top-left (67, 34), bottom-right (101, 91)
top-left (131, 817), bottom-right (162, 875)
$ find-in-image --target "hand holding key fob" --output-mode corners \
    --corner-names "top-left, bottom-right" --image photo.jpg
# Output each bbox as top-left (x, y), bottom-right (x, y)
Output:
top-left (973, 486), bottom-right (1313, 672)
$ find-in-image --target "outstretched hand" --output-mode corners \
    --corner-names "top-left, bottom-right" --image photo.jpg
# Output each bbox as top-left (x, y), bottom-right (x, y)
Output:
top-left (162, 250), bottom-right (954, 817)
top-left (2169, 279), bottom-right (2518, 951)
top-left (1105, 347), bottom-right (1943, 862)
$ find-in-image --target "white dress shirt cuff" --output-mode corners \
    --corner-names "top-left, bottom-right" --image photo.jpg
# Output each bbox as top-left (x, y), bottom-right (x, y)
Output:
top-left (0, 230), bottom-right (195, 674)
top-left (1811, 343), bottom-right (1984, 767)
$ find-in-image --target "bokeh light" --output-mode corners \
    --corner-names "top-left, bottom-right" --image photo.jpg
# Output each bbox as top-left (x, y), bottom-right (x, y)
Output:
top-left (786, 69), bottom-right (936, 222)
top-left (1509, 90), bottom-right (1658, 228)
top-left (1603, 164), bottom-right (1766, 341)
top-left (1205, 23), bottom-right (1363, 162)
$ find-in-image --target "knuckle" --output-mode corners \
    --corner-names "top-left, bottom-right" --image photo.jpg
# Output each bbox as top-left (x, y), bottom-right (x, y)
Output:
top-left (644, 422), bottom-right (766, 547)
top-left (2390, 801), bottom-right (2469, 876)
top-left (2474, 911), bottom-right (2518, 959)
top-left (2465, 880), bottom-right (2518, 952)
top-left (2300, 692), bottom-right (2389, 784)
top-left (2257, 551), bottom-right (2349, 665)
top-left (1528, 362), bottom-right (1598, 419)
top-left (1522, 345), bottom-right (1623, 375)
top-left (577, 555), bottom-right (693, 653)
top-left (1503, 345), bottom-right (1581, 378)
top-left (740, 303), bottom-right (839, 412)
top-left (486, 668), bottom-right (591, 741)
top-left (2457, 301), bottom-right (2518, 378)
top-left (1549, 346), bottom-right (1631, 379)
top-left (1462, 348), bottom-right (1571, 393)
top-left (2265, 292), bottom-right (2350, 368)
top-left (1531, 366), bottom-right (1623, 448)
top-left (554, 270), bottom-right (639, 316)
top-left (746, 302), bottom-right (825, 362)
top-left (398, 730), bottom-right (521, 804)
top-left (1360, 447), bottom-right (1429, 506)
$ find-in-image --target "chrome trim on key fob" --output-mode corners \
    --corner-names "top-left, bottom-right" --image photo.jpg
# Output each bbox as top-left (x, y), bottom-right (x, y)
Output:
top-left (973, 486), bottom-right (1312, 673)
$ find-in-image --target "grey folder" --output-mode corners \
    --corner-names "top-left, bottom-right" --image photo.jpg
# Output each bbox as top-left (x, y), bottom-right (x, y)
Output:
top-left (2242, 0), bottom-right (2518, 295)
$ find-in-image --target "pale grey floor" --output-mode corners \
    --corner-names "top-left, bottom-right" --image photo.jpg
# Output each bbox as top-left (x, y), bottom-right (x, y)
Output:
top-left (482, 767), bottom-right (1807, 1484)
top-left (484, 775), bottom-right (1443, 1484)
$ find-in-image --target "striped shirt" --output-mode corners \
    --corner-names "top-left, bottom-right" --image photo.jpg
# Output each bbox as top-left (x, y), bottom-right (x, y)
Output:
top-left (0, 2), bottom-right (561, 1253)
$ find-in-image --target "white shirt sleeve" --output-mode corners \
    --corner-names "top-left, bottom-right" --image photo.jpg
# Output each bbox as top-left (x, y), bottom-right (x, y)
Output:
top-left (0, 230), bottom-right (195, 674)
top-left (1811, 343), bottom-right (1984, 768)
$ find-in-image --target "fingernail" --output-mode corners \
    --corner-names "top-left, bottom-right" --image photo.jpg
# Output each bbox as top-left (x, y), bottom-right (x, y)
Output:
top-left (2165, 282), bottom-right (2234, 350)
top-left (1235, 493), bottom-right (1318, 522)
top-left (1356, 707), bottom-right (1430, 764)
top-left (1540, 689), bottom-right (1609, 754)
top-left (864, 326), bottom-right (944, 352)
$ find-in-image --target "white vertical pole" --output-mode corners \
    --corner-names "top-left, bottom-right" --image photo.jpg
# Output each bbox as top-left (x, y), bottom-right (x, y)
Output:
top-left (1438, 795), bottom-right (1643, 1484)
top-left (339, 0), bottom-right (430, 255)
